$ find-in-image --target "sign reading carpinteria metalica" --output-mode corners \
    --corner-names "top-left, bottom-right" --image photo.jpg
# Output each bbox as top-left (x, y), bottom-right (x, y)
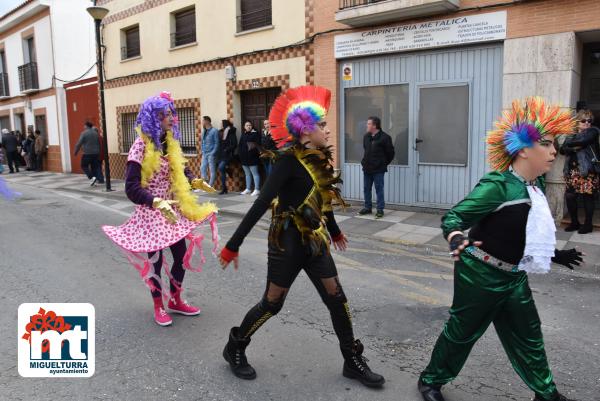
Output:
top-left (334, 10), bottom-right (507, 59)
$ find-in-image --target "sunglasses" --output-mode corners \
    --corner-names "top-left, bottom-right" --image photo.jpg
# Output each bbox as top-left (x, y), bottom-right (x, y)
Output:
top-left (580, 119), bottom-right (593, 124)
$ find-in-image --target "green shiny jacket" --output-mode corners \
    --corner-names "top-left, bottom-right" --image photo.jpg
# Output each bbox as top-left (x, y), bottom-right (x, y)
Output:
top-left (441, 171), bottom-right (545, 239)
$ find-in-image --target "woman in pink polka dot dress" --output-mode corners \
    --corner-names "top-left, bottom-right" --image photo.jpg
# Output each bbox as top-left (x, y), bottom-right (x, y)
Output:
top-left (102, 92), bottom-right (218, 326)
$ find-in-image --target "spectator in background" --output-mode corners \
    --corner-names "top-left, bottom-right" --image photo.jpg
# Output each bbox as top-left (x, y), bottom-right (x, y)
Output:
top-left (358, 116), bottom-right (395, 219)
top-left (22, 130), bottom-right (34, 171)
top-left (1, 129), bottom-right (19, 173)
top-left (75, 121), bottom-right (105, 186)
top-left (560, 109), bottom-right (600, 234)
top-left (217, 119), bottom-right (237, 195)
top-left (34, 129), bottom-right (46, 172)
top-left (16, 131), bottom-right (27, 167)
top-left (238, 120), bottom-right (261, 196)
top-left (201, 116), bottom-right (219, 187)
top-left (261, 119), bottom-right (277, 180)
top-left (0, 143), bottom-right (5, 174)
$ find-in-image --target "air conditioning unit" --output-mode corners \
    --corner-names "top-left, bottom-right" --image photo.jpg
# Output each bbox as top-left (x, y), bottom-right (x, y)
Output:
top-left (225, 64), bottom-right (236, 80)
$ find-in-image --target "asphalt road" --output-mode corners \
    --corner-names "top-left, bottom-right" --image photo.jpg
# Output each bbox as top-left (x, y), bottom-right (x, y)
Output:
top-left (1, 182), bottom-right (598, 401)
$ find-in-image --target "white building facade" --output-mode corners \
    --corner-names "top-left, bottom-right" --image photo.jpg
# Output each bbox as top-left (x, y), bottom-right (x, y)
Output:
top-left (0, 0), bottom-right (96, 172)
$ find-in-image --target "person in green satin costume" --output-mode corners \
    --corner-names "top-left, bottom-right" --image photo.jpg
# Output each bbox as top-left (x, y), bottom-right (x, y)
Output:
top-left (417, 98), bottom-right (583, 401)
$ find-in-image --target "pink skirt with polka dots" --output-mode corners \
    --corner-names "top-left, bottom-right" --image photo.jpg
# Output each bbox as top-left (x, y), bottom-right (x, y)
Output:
top-left (102, 205), bottom-right (218, 299)
top-left (102, 205), bottom-right (206, 253)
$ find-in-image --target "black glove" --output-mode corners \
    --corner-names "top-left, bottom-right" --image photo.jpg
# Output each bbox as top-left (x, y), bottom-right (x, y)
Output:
top-left (551, 248), bottom-right (583, 270)
top-left (448, 233), bottom-right (473, 252)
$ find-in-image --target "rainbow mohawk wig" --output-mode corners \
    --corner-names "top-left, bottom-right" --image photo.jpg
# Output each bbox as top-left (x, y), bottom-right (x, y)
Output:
top-left (486, 97), bottom-right (575, 171)
top-left (269, 86), bottom-right (331, 148)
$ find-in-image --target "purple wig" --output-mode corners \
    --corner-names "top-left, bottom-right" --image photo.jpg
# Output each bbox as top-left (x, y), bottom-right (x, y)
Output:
top-left (136, 92), bottom-right (180, 148)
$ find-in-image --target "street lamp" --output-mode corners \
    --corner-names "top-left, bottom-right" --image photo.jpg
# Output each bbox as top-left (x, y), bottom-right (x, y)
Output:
top-left (87, 5), bottom-right (113, 192)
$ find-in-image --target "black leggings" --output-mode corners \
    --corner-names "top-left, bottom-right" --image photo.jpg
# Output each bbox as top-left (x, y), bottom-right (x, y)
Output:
top-left (148, 238), bottom-right (187, 298)
top-left (565, 190), bottom-right (595, 225)
top-left (237, 226), bottom-right (355, 350)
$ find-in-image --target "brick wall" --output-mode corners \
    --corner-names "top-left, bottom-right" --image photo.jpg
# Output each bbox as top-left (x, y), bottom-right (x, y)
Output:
top-left (507, 0), bottom-right (600, 38)
top-left (46, 145), bottom-right (63, 173)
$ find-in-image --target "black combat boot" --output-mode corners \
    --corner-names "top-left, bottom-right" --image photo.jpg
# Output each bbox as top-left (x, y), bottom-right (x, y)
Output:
top-left (222, 327), bottom-right (256, 380)
top-left (341, 339), bottom-right (385, 388)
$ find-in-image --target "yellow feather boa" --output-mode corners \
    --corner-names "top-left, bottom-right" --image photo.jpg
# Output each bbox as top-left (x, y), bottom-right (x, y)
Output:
top-left (138, 127), bottom-right (217, 222)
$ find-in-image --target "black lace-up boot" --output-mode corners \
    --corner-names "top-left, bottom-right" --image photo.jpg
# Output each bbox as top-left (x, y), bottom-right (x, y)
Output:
top-left (223, 327), bottom-right (256, 380)
top-left (341, 339), bottom-right (385, 388)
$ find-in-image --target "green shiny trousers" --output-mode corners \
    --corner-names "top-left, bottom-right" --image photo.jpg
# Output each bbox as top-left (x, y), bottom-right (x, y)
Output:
top-left (420, 254), bottom-right (557, 400)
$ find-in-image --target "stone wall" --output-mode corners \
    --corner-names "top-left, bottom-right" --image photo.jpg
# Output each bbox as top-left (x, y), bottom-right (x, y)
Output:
top-left (503, 31), bottom-right (582, 222)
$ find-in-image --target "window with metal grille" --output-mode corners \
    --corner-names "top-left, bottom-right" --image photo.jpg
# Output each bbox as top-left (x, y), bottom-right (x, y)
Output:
top-left (171, 7), bottom-right (196, 47)
top-left (122, 25), bottom-right (140, 60)
top-left (238, 0), bottom-right (272, 32)
top-left (121, 112), bottom-right (138, 153)
top-left (177, 107), bottom-right (197, 154)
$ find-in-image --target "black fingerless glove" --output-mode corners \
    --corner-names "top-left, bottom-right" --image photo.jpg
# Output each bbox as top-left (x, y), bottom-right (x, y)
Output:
top-left (551, 248), bottom-right (583, 270)
top-left (449, 233), bottom-right (472, 252)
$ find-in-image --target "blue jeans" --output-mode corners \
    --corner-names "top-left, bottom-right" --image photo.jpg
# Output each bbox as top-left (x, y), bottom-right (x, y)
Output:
top-left (263, 159), bottom-right (273, 178)
top-left (364, 172), bottom-right (385, 211)
top-left (218, 160), bottom-right (228, 191)
top-left (201, 153), bottom-right (217, 187)
top-left (242, 165), bottom-right (260, 191)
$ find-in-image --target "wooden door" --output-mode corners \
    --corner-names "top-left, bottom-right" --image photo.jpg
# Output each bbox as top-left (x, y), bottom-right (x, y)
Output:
top-left (240, 87), bottom-right (280, 132)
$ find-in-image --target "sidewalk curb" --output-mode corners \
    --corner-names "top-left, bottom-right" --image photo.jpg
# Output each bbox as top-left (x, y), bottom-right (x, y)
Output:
top-left (52, 186), bottom-right (130, 201)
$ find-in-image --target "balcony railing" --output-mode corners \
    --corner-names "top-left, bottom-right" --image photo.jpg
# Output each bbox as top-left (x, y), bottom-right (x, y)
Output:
top-left (170, 30), bottom-right (196, 48)
top-left (336, 0), bottom-right (460, 26)
top-left (0, 72), bottom-right (8, 97)
top-left (339, 0), bottom-right (387, 9)
top-left (18, 62), bottom-right (38, 92)
top-left (121, 45), bottom-right (140, 60)
top-left (237, 8), bottom-right (272, 32)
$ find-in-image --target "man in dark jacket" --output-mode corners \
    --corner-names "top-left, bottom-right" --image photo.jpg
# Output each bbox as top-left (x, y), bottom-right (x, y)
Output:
top-left (1, 129), bottom-right (20, 173)
top-left (217, 119), bottom-right (238, 194)
top-left (359, 116), bottom-right (395, 218)
top-left (75, 121), bottom-right (105, 186)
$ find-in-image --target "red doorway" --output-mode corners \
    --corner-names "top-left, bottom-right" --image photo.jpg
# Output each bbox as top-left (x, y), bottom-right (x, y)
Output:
top-left (65, 77), bottom-right (99, 174)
